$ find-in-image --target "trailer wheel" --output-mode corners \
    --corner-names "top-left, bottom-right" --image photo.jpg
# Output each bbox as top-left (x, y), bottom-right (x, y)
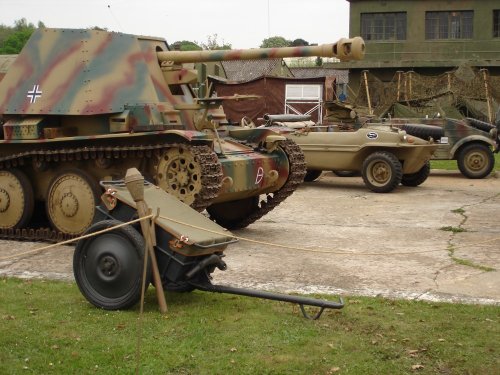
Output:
top-left (457, 143), bottom-right (495, 179)
top-left (73, 220), bottom-right (150, 310)
top-left (401, 161), bottom-right (431, 187)
top-left (304, 169), bottom-right (322, 182)
top-left (362, 151), bottom-right (402, 193)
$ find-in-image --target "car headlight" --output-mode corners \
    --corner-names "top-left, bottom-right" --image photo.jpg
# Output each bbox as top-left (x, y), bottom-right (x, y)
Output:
top-left (398, 130), bottom-right (407, 142)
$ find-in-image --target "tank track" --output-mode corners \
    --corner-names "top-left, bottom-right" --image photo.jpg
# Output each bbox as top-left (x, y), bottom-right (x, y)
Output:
top-left (214, 139), bottom-right (306, 230)
top-left (0, 143), bottom-right (223, 243)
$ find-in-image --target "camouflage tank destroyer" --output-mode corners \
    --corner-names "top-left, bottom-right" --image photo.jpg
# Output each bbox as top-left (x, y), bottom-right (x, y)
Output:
top-left (0, 28), bottom-right (365, 238)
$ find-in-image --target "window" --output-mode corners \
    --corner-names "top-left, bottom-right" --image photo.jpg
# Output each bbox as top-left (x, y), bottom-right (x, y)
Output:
top-left (285, 85), bottom-right (321, 101)
top-left (494, 10), bottom-right (500, 38)
top-left (425, 11), bottom-right (473, 40)
top-left (361, 12), bottom-right (407, 41)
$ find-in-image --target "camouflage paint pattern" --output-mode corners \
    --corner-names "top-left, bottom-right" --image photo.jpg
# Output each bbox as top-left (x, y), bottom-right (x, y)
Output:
top-left (388, 117), bottom-right (499, 159)
top-left (0, 28), bottom-right (365, 235)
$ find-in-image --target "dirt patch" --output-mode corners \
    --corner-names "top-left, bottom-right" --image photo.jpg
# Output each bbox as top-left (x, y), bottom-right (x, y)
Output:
top-left (1, 170), bottom-right (499, 304)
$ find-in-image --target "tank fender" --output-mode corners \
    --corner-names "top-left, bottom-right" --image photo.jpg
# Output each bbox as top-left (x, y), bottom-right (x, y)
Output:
top-left (450, 135), bottom-right (496, 158)
top-left (264, 134), bottom-right (287, 152)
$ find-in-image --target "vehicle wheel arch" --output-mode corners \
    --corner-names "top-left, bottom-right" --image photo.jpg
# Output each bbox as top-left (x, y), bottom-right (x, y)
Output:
top-left (450, 137), bottom-right (496, 159)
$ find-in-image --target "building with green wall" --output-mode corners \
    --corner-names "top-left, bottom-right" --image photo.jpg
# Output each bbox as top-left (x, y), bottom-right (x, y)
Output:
top-left (336, 0), bottom-right (500, 98)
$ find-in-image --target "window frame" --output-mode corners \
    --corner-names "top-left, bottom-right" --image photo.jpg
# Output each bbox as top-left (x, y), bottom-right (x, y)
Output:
top-left (425, 10), bottom-right (473, 40)
top-left (360, 12), bottom-right (407, 41)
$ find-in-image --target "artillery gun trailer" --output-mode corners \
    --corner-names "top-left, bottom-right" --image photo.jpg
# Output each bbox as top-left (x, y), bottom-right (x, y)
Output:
top-left (0, 28), bottom-right (365, 240)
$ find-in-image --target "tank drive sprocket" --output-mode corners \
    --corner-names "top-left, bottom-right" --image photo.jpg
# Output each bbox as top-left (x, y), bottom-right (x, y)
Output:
top-left (153, 144), bottom-right (223, 211)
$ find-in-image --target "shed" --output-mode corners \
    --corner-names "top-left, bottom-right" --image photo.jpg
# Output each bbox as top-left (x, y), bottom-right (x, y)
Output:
top-left (209, 75), bottom-right (330, 124)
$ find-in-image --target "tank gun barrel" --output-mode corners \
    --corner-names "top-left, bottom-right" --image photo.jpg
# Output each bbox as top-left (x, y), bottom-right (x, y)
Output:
top-left (158, 37), bottom-right (365, 64)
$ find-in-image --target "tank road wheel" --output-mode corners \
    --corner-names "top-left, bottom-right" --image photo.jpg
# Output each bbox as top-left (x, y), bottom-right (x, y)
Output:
top-left (206, 196), bottom-right (259, 230)
top-left (73, 220), bottom-right (149, 310)
top-left (0, 169), bottom-right (34, 229)
top-left (304, 169), bottom-right (322, 182)
top-left (46, 169), bottom-right (100, 235)
top-left (457, 143), bottom-right (495, 179)
top-left (401, 161), bottom-right (431, 187)
top-left (154, 145), bottom-right (222, 211)
top-left (361, 151), bottom-right (402, 193)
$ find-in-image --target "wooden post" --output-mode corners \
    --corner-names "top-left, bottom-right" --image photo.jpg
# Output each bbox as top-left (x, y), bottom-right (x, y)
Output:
top-left (396, 71), bottom-right (403, 102)
top-left (362, 70), bottom-right (373, 115)
top-left (408, 71), bottom-right (413, 100)
top-left (125, 168), bottom-right (168, 314)
top-left (480, 68), bottom-right (493, 123)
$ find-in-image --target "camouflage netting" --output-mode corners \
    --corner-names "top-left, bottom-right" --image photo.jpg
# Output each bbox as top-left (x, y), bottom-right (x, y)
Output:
top-left (352, 66), bottom-right (499, 123)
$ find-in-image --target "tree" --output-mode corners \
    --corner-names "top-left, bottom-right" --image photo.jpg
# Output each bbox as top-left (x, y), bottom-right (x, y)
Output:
top-left (201, 34), bottom-right (231, 50)
top-left (290, 38), bottom-right (309, 47)
top-left (171, 40), bottom-right (202, 51)
top-left (260, 36), bottom-right (290, 48)
top-left (0, 18), bottom-right (44, 54)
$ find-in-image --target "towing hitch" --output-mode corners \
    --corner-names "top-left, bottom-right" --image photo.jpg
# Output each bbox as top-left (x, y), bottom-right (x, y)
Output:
top-left (191, 281), bottom-right (344, 320)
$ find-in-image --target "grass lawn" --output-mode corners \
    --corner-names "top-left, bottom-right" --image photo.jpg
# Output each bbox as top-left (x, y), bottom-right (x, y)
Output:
top-left (430, 152), bottom-right (500, 171)
top-left (1, 278), bottom-right (498, 374)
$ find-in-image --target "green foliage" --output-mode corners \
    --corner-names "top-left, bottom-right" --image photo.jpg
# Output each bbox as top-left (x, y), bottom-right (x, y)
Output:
top-left (201, 34), bottom-right (231, 50)
top-left (171, 40), bottom-right (202, 51)
top-left (260, 36), bottom-right (291, 48)
top-left (290, 38), bottom-right (309, 47)
top-left (1, 278), bottom-right (499, 374)
top-left (0, 18), bottom-right (45, 54)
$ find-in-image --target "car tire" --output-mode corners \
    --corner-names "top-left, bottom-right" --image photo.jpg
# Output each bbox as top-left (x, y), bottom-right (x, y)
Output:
top-left (362, 151), bottom-right (402, 193)
top-left (401, 161), bottom-right (431, 187)
top-left (457, 143), bottom-right (495, 179)
top-left (332, 170), bottom-right (358, 177)
top-left (304, 169), bottom-right (322, 182)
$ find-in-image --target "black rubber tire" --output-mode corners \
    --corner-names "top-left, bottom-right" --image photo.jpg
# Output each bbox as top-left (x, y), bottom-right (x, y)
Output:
top-left (466, 118), bottom-right (495, 133)
top-left (457, 143), bottom-right (495, 179)
top-left (401, 161), bottom-right (431, 187)
top-left (73, 220), bottom-right (150, 310)
top-left (0, 169), bottom-right (35, 229)
top-left (332, 170), bottom-right (358, 177)
top-left (361, 151), bottom-right (403, 193)
top-left (401, 124), bottom-right (444, 141)
top-left (304, 169), bottom-right (322, 182)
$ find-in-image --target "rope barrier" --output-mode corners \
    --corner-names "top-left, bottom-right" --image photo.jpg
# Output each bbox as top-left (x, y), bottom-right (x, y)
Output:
top-left (0, 215), bottom-right (153, 262)
top-left (157, 214), bottom-right (500, 256)
top-left (0, 213), bottom-right (498, 262)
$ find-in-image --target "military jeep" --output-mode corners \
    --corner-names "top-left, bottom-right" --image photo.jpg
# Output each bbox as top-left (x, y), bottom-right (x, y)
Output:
top-left (385, 117), bottom-right (499, 179)
top-left (262, 115), bottom-right (438, 193)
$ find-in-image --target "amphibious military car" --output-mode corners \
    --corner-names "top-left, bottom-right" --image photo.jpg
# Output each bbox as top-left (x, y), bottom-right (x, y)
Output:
top-left (263, 115), bottom-right (438, 193)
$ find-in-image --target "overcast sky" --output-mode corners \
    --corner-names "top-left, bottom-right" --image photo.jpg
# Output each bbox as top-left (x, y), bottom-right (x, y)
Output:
top-left (0, 0), bottom-right (351, 48)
